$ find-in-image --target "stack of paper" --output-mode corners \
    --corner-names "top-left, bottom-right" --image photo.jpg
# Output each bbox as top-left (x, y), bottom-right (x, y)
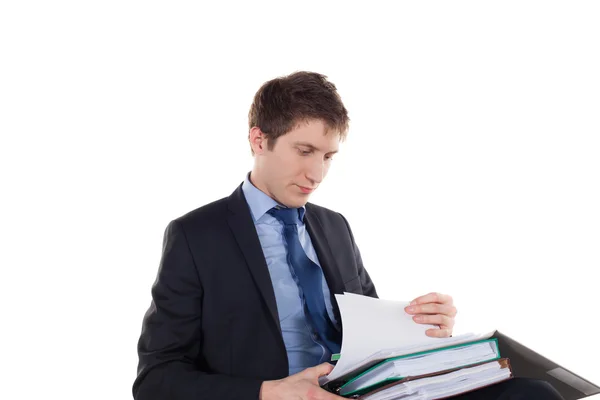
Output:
top-left (320, 293), bottom-right (512, 399)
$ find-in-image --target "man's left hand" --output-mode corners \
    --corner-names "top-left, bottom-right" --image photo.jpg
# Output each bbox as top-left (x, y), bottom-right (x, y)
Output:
top-left (404, 292), bottom-right (457, 338)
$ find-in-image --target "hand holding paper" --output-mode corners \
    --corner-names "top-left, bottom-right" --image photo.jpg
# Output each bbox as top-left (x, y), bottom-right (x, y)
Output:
top-left (260, 363), bottom-right (344, 400)
top-left (405, 292), bottom-right (457, 338)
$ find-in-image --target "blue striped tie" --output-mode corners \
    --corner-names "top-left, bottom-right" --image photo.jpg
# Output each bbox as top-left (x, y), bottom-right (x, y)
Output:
top-left (268, 207), bottom-right (341, 355)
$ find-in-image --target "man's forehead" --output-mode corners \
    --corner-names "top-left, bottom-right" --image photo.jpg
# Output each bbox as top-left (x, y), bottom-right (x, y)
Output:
top-left (282, 119), bottom-right (342, 151)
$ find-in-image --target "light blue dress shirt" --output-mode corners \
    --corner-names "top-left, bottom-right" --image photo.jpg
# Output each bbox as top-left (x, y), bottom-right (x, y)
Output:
top-left (241, 174), bottom-right (339, 376)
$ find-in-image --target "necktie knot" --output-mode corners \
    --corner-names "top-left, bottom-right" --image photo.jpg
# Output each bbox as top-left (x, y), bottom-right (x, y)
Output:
top-left (268, 207), bottom-right (300, 226)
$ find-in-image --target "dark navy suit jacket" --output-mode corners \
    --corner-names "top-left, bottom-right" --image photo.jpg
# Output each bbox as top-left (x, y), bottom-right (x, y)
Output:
top-left (133, 184), bottom-right (378, 399)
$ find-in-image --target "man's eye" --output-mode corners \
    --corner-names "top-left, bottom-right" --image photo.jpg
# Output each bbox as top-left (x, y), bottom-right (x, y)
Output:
top-left (299, 150), bottom-right (312, 156)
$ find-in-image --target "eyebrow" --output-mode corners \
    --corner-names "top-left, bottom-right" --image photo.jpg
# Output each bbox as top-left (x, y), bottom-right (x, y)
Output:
top-left (293, 141), bottom-right (339, 154)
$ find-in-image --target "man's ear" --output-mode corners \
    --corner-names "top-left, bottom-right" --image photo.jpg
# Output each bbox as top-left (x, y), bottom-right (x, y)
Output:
top-left (249, 126), bottom-right (268, 154)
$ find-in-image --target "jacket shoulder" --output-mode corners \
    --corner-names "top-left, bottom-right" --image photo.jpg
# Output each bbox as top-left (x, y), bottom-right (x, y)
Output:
top-left (173, 196), bottom-right (230, 229)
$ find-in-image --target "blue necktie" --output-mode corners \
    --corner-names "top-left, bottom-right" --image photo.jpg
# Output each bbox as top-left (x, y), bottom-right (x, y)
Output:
top-left (268, 207), bottom-right (341, 355)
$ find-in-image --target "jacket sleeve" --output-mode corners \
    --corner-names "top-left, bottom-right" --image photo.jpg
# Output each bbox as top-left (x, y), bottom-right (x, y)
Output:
top-left (339, 214), bottom-right (379, 299)
top-left (133, 220), bottom-right (264, 400)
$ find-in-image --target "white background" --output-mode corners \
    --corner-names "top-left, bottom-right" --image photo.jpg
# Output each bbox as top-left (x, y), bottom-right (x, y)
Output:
top-left (1, 1), bottom-right (599, 399)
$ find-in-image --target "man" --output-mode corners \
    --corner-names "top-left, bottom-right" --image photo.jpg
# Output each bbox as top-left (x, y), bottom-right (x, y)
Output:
top-left (133, 72), bottom-right (562, 399)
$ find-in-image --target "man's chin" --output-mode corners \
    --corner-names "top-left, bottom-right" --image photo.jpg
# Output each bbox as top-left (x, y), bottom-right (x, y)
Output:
top-left (282, 195), bottom-right (310, 209)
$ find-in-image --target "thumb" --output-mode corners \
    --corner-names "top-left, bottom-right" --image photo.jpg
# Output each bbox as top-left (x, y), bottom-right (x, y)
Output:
top-left (308, 362), bottom-right (335, 380)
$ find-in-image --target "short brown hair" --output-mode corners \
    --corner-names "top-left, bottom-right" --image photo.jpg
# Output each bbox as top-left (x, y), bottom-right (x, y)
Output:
top-left (248, 71), bottom-right (349, 153)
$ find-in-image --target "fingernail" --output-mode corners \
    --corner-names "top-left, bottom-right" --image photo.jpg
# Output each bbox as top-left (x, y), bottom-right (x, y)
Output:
top-left (406, 306), bottom-right (415, 313)
top-left (414, 315), bottom-right (423, 322)
top-left (410, 300), bottom-right (416, 306)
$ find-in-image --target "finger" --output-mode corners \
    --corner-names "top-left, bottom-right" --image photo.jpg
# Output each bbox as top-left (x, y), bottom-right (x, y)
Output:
top-left (426, 327), bottom-right (453, 338)
top-left (409, 292), bottom-right (453, 306)
top-left (440, 324), bottom-right (454, 335)
top-left (406, 303), bottom-right (457, 317)
top-left (412, 314), bottom-right (453, 327)
top-left (307, 362), bottom-right (335, 380)
top-left (292, 363), bottom-right (332, 382)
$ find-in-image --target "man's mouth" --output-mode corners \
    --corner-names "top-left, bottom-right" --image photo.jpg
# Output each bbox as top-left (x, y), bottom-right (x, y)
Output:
top-left (297, 185), bottom-right (315, 194)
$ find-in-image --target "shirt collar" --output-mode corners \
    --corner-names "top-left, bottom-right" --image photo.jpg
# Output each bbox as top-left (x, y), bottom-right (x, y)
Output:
top-left (242, 172), bottom-right (306, 223)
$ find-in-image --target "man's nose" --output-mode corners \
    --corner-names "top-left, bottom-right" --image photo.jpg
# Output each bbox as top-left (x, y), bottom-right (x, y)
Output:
top-left (305, 159), bottom-right (325, 184)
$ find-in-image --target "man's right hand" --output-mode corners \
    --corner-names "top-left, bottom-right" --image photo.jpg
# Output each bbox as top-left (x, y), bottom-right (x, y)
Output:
top-left (259, 363), bottom-right (343, 400)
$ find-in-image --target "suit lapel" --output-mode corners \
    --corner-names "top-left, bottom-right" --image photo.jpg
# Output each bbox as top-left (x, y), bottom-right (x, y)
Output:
top-left (226, 187), bottom-right (345, 344)
top-left (304, 204), bottom-right (345, 327)
top-left (226, 185), bottom-right (283, 340)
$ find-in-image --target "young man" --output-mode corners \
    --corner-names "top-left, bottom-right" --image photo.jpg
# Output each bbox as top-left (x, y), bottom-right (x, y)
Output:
top-left (133, 72), bottom-right (562, 399)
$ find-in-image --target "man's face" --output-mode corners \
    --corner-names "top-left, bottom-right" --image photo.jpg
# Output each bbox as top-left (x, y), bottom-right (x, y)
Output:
top-left (252, 119), bottom-right (339, 208)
